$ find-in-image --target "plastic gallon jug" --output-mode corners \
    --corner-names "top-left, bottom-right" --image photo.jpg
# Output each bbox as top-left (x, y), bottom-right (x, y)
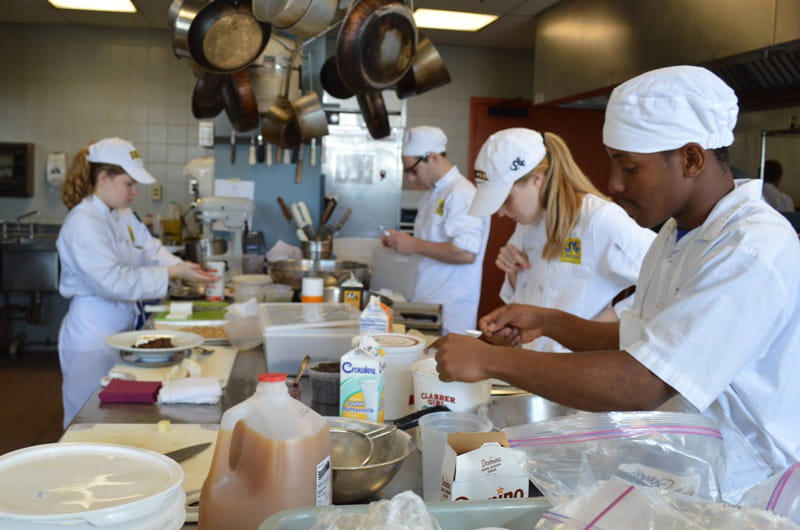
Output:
top-left (199, 373), bottom-right (331, 529)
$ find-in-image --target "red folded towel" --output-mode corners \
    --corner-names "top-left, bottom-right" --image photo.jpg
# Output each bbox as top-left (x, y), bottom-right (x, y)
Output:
top-left (99, 379), bottom-right (162, 403)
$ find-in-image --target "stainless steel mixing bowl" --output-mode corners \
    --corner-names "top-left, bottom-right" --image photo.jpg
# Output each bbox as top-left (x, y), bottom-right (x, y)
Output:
top-left (479, 393), bottom-right (580, 430)
top-left (268, 259), bottom-right (370, 291)
top-left (326, 416), bottom-right (415, 504)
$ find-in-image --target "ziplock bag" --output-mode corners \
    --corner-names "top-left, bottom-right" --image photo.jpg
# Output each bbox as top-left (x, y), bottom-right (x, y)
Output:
top-left (506, 411), bottom-right (725, 504)
top-left (740, 463), bottom-right (800, 524)
top-left (534, 476), bottom-right (798, 530)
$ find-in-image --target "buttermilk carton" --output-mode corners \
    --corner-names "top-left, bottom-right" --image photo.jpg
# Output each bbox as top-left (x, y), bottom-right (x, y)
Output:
top-left (359, 294), bottom-right (393, 334)
top-left (339, 335), bottom-right (385, 422)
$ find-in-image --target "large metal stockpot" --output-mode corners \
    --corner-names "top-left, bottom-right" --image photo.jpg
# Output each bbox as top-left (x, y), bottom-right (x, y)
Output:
top-left (269, 259), bottom-right (369, 291)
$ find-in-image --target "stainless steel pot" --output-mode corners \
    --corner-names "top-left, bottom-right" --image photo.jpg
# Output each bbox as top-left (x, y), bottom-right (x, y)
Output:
top-left (280, 0), bottom-right (338, 39)
top-left (478, 394), bottom-right (579, 430)
top-left (290, 92), bottom-right (329, 141)
top-left (269, 259), bottom-right (369, 291)
top-left (253, 0), bottom-right (311, 28)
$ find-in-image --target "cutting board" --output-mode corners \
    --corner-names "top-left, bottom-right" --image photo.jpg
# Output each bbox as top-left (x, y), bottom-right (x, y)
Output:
top-left (110, 346), bottom-right (238, 387)
top-left (60, 423), bottom-right (218, 493)
top-left (152, 300), bottom-right (230, 322)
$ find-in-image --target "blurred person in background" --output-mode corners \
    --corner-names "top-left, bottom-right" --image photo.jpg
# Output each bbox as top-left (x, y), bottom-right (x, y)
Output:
top-left (432, 66), bottom-right (800, 502)
top-left (57, 137), bottom-right (215, 427)
top-left (469, 128), bottom-right (655, 352)
top-left (382, 126), bottom-right (490, 334)
top-left (762, 159), bottom-right (794, 212)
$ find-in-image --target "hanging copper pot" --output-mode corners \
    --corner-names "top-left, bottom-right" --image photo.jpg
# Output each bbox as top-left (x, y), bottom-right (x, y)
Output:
top-left (192, 72), bottom-right (226, 119)
top-left (394, 33), bottom-right (451, 99)
top-left (222, 69), bottom-right (260, 132)
top-left (357, 91), bottom-right (390, 140)
top-left (336, 0), bottom-right (417, 92)
top-left (320, 55), bottom-right (354, 99)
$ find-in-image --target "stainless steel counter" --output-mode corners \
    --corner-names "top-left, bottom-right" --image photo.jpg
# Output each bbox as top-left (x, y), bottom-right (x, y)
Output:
top-left (72, 344), bottom-right (423, 520)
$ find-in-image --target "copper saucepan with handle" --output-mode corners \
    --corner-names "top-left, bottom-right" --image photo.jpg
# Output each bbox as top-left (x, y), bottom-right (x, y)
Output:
top-left (291, 92), bottom-right (329, 141)
top-left (357, 90), bottom-right (390, 140)
top-left (320, 55), bottom-right (354, 99)
top-left (222, 69), bottom-right (260, 132)
top-left (336, 0), bottom-right (417, 92)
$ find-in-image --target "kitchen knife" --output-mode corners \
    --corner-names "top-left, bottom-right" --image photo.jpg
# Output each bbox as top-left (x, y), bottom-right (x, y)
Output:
top-left (333, 207), bottom-right (352, 233)
top-left (230, 130), bottom-right (236, 164)
top-left (277, 197), bottom-right (293, 225)
top-left (143, 303), bottom-right (227, 313)
top-left (163, 442), bottom-right (212, 463)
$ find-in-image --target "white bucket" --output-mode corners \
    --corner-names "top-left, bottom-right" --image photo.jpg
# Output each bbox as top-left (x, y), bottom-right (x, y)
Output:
top-left (0, 442), bottom-right (185, 529)
top-left (411, 356), bottom-right (492, 413)
top-left (372, 333), bottom-right (426, 420)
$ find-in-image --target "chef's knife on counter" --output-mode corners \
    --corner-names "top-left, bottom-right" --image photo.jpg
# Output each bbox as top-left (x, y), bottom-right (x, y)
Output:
top-left (163, 442), bottom-right (212, 463)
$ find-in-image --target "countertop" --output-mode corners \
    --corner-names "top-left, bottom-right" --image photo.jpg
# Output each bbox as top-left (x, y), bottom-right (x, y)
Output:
top-left (72, 344), bottom-right (423, 526)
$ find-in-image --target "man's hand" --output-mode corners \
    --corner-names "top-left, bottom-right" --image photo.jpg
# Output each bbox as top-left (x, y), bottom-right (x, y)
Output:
top-left (430, 334), bottom-right (494, 382)
top-left (479, 304), bottom-right (550, 345)
top-left (381, 229), bottom-right (417, 254)
top-left (168, 261), bottom-right (217, 282)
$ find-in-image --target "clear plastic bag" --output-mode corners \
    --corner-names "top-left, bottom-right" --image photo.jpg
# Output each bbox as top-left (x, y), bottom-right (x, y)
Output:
top-left (739, 463), bottom-right (800, 525)
top-left (311, 491), bottom-right (441, 530)
top-left (534, 477), bottom-right (798, 530)
top-left (505, 411), bottom-right (725, 504)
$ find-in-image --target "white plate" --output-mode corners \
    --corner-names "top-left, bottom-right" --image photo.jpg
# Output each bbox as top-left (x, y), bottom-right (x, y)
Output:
top-left (105, 330), bottom-right (204, 363)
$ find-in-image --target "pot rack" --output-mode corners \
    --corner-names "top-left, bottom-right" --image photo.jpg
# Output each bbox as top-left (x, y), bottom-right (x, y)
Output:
top-left (758, 123), bottom-right (800, 179)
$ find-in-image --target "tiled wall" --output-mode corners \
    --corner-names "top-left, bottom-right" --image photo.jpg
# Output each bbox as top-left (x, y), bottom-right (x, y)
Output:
top-left (0, 23), bottom-right (210, 224)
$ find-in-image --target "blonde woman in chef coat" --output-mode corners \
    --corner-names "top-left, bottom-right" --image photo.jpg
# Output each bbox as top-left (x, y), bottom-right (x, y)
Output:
top-left (469, 128), bottom-right (655, 352)
top-left (56, 137), bottom-right (214, 427)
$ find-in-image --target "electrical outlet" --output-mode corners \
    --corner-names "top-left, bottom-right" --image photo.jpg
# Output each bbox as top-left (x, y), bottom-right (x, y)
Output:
top-left (151, 183), bottom-right (163, 201)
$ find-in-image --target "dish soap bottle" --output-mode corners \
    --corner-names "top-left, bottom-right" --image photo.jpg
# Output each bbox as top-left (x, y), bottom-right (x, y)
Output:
top-left (199, 373), bottom-right (331, 529)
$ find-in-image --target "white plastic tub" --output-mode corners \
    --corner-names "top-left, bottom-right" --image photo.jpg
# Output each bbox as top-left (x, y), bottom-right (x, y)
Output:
top-left (258, 303), bottom-right (359, 374)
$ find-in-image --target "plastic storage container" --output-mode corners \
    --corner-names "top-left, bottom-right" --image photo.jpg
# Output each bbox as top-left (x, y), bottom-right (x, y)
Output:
top-left (199, 373), bottom-right (331, 530)
top-left (372, 333), bottom-right (426, 420)
top-left (258, 303), bottom-right (359, 373)
top-left (0, 442), bottom-right (185, 529)
top-left (232, 274), bottom-right (273, 303)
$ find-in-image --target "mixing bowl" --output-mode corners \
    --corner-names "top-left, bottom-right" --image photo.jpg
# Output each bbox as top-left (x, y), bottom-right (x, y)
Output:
top-left (478, 393), bottom-right (580, 429)
top-left (326, 416), bottom-right (415, 504)
top-left (268, 259), bottom-right (370, 292)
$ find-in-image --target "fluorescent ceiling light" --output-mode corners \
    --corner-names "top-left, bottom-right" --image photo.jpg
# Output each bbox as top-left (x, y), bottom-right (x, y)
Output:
top-left (48, 0), bottom-right (137, 13)
top-left (413, 8), bottom-right (497, 32)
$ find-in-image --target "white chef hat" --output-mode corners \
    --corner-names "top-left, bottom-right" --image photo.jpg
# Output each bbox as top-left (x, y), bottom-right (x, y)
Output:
top-left (402, 126), bottom-right (447, 157)
top-left (469, 128), bottom-right (547, 217)
top-left (603, 65), bottom-right (738, 153)
top-left (87, 137), bottom-right (156, 184)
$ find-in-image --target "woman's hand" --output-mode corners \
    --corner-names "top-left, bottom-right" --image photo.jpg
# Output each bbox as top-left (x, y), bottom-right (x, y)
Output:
top-left (168, 261), bottom-right (217, 283)
top-left (495, 243), bottom-right (530, 275)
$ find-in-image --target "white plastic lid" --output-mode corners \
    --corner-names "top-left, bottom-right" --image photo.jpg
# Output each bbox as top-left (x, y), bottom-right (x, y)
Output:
top-left (372, 333), bottom-right (425, 354)
top-left (301, 277), bottom-right (324, 296)
top-left (232, 274), bottom-right (272, 285)
top-left (0, 443), bottom-right (184, 526)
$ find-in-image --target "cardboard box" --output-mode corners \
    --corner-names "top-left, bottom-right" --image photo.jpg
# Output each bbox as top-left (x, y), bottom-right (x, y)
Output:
top-left (440, 431), bottom-right (529, 501)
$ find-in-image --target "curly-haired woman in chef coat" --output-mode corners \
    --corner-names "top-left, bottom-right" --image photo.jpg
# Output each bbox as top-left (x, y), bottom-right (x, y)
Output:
top-left (469, 128), bottom-right (655, 352)
top-left (56, 137), bottom-right (215, 427)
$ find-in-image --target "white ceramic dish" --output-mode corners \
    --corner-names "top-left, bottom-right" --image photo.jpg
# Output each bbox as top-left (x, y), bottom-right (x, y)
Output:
top-left (105, 330), bottom-right (204, 363)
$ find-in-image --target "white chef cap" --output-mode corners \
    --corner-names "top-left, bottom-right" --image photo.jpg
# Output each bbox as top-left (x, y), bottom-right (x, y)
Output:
top-left (402, 126), bottom-right (447, 157)
top-left (469, 128), bottom-right (546, 217)
top-left (87, 137), bottom-right (156, 184)
top-left (603, 65), bottom-right (738, 153)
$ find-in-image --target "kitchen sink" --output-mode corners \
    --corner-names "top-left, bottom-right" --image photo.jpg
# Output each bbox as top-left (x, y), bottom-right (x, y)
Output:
top-left (0, 225), bottom-right (60, 292)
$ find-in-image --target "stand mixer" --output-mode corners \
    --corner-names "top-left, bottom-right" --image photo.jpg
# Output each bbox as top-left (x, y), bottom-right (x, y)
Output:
top-left (196, 196), bottom-right (255, 276)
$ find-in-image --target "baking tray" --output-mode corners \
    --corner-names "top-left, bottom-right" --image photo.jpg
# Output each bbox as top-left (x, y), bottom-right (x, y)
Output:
top-left (259, 497), bottom-right (551, 529)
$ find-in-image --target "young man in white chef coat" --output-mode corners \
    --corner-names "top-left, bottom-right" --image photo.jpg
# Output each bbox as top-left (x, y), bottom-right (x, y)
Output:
top-left (430, 66), bottom-right (800, 502)
top-left (381, 126), bottom-right (490, 334)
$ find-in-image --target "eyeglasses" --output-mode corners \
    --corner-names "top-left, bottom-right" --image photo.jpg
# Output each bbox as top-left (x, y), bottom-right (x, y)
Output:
top-left (403, 155), bottom-right (429, 175)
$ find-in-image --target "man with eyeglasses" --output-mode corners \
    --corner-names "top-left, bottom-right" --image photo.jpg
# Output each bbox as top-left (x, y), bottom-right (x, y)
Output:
top-left (382, 126), bottom-right (490, 334)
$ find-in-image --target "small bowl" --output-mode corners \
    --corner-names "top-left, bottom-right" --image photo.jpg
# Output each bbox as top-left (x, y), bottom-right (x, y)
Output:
top-left (309, 362), bottom-right (340, 405)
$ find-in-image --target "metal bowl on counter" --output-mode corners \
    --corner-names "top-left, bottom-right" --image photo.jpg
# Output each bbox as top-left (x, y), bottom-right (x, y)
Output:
top-left (268, 259), bottom-right (370, 292)
top-left (478, 393), bottom-right (580, 430)
top-left (326, 416), bottom-right (414, 504)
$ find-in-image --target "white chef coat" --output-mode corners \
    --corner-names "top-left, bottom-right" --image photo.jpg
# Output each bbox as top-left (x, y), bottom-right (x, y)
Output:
top-left (619, 179), bottom-right (800, 502)
top-left (56, 195), bottom-right (181, 426)
top-left (762, 181), bottom-right (794, 213)
top-left (412, 166), bottom-right (489, 334)
top-left (501, 194), bottom-right (655, 352)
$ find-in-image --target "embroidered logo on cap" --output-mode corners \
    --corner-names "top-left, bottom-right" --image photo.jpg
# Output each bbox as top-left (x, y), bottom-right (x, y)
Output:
top-left (129, 150), bottom-right (141, 161)
top-left (474, 170), bottom-right (488, 181)
top-left (510, 157), bottom-right (526, 171)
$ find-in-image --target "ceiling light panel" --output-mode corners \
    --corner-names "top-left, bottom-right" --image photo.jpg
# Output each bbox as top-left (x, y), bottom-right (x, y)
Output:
top-left (413, 8), bottom-right (498, 32)
top-left (48, 0), bottom-right (137, 13)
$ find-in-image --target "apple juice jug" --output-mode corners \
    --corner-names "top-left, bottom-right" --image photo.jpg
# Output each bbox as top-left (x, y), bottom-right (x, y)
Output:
top-left (199, 373), bottom-right (331, 529)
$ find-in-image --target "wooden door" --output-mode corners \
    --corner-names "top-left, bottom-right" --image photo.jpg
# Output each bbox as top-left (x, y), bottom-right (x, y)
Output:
top-left (468, 98), bottom-right (610, 318)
